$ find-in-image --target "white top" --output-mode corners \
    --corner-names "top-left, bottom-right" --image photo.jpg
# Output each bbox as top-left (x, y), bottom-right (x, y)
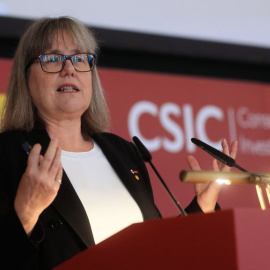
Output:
top-left (61, 142), bottom-right (143, 244)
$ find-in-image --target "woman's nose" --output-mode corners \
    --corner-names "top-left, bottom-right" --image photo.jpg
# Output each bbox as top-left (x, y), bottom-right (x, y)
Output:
top-left (60, 58), bottom-right (76, 75)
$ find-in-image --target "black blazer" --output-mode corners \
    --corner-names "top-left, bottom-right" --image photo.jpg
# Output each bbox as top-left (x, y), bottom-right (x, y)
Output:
top-left (0, 129), bottom-right (202, 270)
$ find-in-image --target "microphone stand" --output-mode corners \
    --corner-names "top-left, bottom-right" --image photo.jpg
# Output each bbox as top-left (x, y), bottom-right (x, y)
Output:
top-left (133, 136), bottom-right (187, 216)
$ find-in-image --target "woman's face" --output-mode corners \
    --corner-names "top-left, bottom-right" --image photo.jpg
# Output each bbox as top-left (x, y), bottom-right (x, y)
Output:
top-left (28, 31), bottom-right (93, 123)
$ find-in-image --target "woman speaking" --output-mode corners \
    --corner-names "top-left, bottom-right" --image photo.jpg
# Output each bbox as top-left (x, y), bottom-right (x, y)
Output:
top-left (0, 17), bottom-right (237, 269)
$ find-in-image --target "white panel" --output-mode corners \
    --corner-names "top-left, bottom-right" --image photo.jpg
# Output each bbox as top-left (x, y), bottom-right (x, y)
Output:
top-left (0, 0), bottom-right (269, 48)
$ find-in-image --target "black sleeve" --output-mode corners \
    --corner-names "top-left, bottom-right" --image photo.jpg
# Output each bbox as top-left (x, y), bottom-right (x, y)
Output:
top-left (0, 207), bottom-right (44, 269)
top-left (0, 138), bottom-right (44, 269)
top-left (185, 196), bottom-right (221, 214)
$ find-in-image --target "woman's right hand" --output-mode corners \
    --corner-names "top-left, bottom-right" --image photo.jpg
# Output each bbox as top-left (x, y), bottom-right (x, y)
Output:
top-left (14, 138), bottom-right (62, 235)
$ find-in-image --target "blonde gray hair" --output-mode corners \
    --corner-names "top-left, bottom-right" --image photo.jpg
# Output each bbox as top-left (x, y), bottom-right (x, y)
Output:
top-left (1, 17), bottom-right (110, 137)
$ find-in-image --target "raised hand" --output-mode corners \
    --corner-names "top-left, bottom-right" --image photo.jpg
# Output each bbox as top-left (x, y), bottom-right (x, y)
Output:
top-left (187, 139), bottom-right (238, 213)
top-left (14, 139), bottom-right (62, 235)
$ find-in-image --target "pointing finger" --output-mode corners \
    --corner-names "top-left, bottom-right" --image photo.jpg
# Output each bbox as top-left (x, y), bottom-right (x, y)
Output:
top-left (40, 139), bottom-right (59, 171)
top-left (221, 138), bottom-right (229, 156)
top-left (229, 141), bottom-right (238, 159)
top-left (48, 146), bottom-right (62, 176)
top-left (187, 155), bottom-right (202, 171)
top-left (27, 144), bottom-right (42, 169)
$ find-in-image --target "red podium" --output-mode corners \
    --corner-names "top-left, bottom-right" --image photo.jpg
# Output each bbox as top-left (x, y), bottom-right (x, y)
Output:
top-left (54, 209), bottom-right (270, 270)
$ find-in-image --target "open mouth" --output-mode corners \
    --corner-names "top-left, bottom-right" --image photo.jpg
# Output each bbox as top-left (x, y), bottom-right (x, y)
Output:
top-left (57, 86), bottom-right (79, 92)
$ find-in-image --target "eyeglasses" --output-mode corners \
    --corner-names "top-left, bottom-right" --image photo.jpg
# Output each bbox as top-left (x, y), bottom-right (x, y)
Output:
top-left (35, 53), bottom-right (97, 73)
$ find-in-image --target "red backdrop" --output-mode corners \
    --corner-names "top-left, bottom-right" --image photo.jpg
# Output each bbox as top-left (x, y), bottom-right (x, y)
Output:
top-left (1, 59), bottom-right (270, 216)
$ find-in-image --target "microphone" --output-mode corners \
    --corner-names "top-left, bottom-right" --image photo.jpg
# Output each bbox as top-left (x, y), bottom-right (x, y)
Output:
top-left (21, 141), bottom-right (32, 155)
top-left (190, 138), bottom-right (269, 210)
top-left (191, 138), bottom-right (248, 172)
top-left (133, 136), bottom-right (187, 216)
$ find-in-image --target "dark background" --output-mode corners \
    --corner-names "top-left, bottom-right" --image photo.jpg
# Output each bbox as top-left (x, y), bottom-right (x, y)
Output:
top-left (1, 16), bottom-right (270, 82)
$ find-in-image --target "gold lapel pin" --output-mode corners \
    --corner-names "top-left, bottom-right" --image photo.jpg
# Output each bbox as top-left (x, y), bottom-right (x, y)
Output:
top-left (130, 169), bottom-right (140, 180)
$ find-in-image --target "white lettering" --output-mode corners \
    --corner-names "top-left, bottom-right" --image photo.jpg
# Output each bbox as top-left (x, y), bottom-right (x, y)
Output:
top-left (237, 107), bottom-right (270, 129)
top-left (196, 105), bottom-right (223, 149)
top-left (128, 101), bottom-right (226, 153)
top-left (128, 101), bottom-right (161, 151)
top-left (160, 103), bottom-right (184, 153)
top-left (239, 135), bottom-right (270, 156)
top-left (237, 107), bottom-right (249, 128)
top-left (183, 104), bottom-right (196, 153)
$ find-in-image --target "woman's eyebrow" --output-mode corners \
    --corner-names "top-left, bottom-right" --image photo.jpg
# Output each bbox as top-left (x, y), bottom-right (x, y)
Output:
top-left (44, 49), bottom-right (61, 54)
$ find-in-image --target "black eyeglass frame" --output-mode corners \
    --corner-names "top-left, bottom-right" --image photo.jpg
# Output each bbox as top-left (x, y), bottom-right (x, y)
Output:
top-left (35, 53), bottom-right (98, 73)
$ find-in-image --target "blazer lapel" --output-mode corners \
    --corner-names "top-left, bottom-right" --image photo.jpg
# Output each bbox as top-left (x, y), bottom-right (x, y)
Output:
top-left (25, 129), bottom-right (94, 247)
top-left (92, 133), bottom-right (161, 220)
top-left (53, 170), bottom-right (94, 247)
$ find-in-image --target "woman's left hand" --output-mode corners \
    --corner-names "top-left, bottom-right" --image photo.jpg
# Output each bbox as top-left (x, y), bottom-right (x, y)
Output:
top-left (186, 139), bottom-right (238, 213)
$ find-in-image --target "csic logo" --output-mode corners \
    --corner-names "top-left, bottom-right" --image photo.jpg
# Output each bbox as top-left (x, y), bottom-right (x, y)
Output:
top-left (128, 101), bottom-right (224, 153)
